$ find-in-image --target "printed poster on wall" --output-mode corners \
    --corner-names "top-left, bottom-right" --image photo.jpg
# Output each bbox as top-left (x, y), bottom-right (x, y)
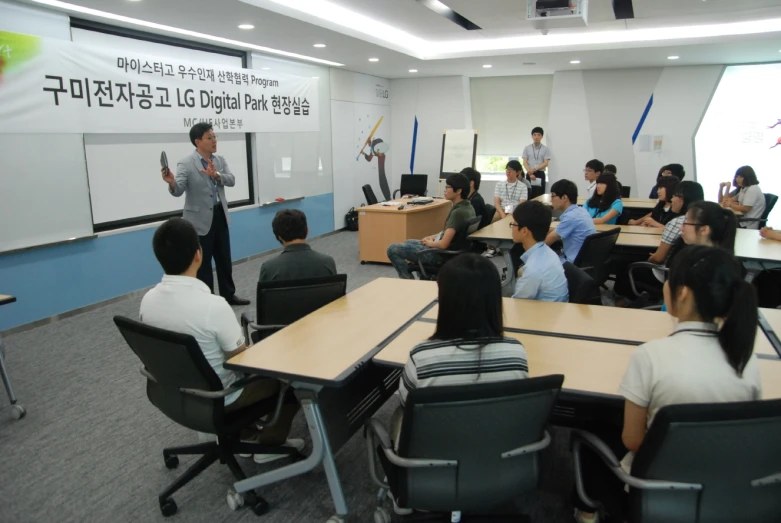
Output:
top-left (0, 30), bottom-right (319, 133)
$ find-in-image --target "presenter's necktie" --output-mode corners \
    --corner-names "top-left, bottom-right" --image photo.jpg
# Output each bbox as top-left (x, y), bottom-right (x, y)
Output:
top-left (200, 158), bottom-right (219, 206)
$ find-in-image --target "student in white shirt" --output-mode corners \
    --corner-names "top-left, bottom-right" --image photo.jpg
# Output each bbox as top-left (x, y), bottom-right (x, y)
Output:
top-left (493, 160), bottom-right (529, 222)
top-left (583, 159), bottom-right (603, 199)
top-left (574, 245), bottom-right (762, 523)
top-left (140, 218), bottom-right (302, 462)
top-left (718, 165), bottom-right (766, 229)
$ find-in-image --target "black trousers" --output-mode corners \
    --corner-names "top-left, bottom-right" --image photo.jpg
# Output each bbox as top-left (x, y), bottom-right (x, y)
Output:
top-left (196, 204), bottom-right (236, 299)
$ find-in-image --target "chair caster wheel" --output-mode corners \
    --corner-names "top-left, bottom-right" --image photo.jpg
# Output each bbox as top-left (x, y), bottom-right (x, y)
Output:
top-left (11, 404), bottom-right (25, 420)
top-left (361, 261), bottom-right (366, 265)
top-left (164, 455), bottom-right (179, 469)
top-left (250, 497), bottom-right (269, 516)
top-left (227, 490), bottom-right (244, 511)
top-left (374, 507), bottom-right (391, 523)
top-left (160, 499), bottom-right (177, 517)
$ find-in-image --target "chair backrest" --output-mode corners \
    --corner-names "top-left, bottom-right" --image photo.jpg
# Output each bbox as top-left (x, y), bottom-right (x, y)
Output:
top-left (362, 184), bottom-right (379, 205)
top-left (563, 262), bottom-right (600, 304)
top-left (256, 274), bottom-right (347, 331)
top-left (630, 400), bottom-right (781, 523)
top-left (481, 204), bottom-right (496, 229)
top-left (399, 174), bottom-right (428, 197)
top-left (450, 215), bottom-right (482, 252)
top-left (393, 375), bottom-right (564, 512)
top-left (621, 185), bottom-right (632, 198)
top-left (572, 228), bottom-right (620, 276)
top-left (113, 316), bottom-right (226, 433)
top-left (763, 193), bottom-right (778, 221)
top-left (616, 208), bottom-right (631, 225)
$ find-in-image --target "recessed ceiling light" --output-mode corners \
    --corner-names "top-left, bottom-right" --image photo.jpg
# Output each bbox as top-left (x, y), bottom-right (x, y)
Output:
top-left (570, 60), bottom-right (581, 64)
top-left (238, 24), bottom-right (255, 30)
top-left (409, 69), bottom-right (418, 73)
top-left (482, 64), bottom-right (492, 68)
top-left (313, 43), bottom-right (327, 48)
top-left (368, 57), bottom-right (379, 62)
top-left (261, 67), bottom-right (271, 70)
top-left (127, 0), bottom-right (143, 2)
top-left (668, 55), bottom-right (680, 60)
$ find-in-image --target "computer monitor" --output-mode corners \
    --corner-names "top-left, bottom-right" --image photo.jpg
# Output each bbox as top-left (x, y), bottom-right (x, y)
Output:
top-left (398, 174), bottom-right (428, 197)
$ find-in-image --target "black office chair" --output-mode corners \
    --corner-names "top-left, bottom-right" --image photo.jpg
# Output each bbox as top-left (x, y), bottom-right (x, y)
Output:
top-left (620, 186), bottom-right (631, 198)
top-left (616, 208), bottom-right (631, 225)
top-left (366, 376), bottom-right (564, 522)
top-left (572, 228), bottom-right (620, 287)
top-left (393, 174), bottom-right (429, 199)
top-left (481, 204), bottom-right (497, 229)
top-left (564, 262), bottom-right (601, 305)
top-left (572, 399), bottom-right (781, 522)
top-left (409, 216), bottom-right (482, 280)
top-left (113, 316), bottom-right (300, 518)
top-left (241, 274), bottom-right (347, 344)
top-left (363, 184), bottom-right (379, 205)
top-left (739, 192), bottom-right (777, 227)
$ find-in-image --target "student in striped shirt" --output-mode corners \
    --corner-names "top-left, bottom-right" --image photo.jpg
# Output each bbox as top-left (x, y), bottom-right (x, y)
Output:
top-left (397, 253), bottom-right (529, 408)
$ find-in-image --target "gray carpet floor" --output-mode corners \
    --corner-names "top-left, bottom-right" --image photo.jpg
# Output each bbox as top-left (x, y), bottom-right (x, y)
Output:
top-left (0, 230), bottom-right (575, 523)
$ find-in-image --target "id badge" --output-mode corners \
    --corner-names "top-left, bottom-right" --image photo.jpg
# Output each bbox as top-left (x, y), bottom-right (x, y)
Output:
top-left (504, 204), bottom-right (513, 214)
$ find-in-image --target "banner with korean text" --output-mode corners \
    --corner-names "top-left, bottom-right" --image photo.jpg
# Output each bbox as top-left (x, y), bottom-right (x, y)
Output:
top-left (0, 30), bottom-right (319, 133)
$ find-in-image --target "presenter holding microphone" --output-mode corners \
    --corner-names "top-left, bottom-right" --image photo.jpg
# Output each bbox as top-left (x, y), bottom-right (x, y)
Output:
top-left (161, 123), bottom-right (249, 305)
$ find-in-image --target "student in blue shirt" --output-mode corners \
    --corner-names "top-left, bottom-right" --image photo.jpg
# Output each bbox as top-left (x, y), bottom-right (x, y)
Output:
top-left (583, 173), bottom-right (623, 225)
top-left (511, 201), bottom-right (569, 302)
top-left (545, 179), bottom-right (596, 263)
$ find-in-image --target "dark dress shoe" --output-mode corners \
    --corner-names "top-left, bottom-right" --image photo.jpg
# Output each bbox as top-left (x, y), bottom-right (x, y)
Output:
top-left (226, 296), bottom-right (250, 306)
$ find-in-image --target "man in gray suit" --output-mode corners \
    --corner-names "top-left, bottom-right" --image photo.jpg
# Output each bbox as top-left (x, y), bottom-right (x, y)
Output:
top-left (259, 209), bottom-right (337, 282)
top-left (161, 123), bottom-right (249, 305)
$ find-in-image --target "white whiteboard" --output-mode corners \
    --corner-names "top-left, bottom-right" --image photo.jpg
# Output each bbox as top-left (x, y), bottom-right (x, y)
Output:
top-left (0, 2), bottom-right (93, 253)
top-left (441, 129), bottom-right (477, 176)
top-left (84, 133), bottom-right (251, 225)
top-left (71, 28), bottom-right (250, 227)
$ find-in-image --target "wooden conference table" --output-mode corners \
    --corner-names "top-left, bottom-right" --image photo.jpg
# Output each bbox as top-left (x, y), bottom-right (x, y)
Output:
top-left (225, 278), bottom-right (781, 519)
top-left (0, 294), bottom-right (25, 420)
top-left (535, 194), bottom-right (658, 211)
top-left (358, 199), bottom-right (451, 264)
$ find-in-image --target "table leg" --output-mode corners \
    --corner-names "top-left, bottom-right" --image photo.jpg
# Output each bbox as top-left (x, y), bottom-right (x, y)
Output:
top-left (0, 337), bottom-right (18, 404)
top-left (497, 241), bottom-right (516, 290)
top-left (233, 388), bottom-right (348, 519)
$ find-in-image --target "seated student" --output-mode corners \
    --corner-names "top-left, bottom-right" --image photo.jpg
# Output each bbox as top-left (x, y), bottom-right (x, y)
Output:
top-left (648, 163), bottom-right (685, 198)
top-left (647, 181), bottom-right (704, 265)
top-left (574, 245), bottom-right (761, 523)
top-left (461, 167), bottom-right (491, 228)
top-left (629, 175), bottom-right (680, 228)
top-left (493, 160), bottom-right (529, 222)
top-left (139, 218), bottom-right (301, 461)
top-left (545, 179), bottom-right (596, 263)
top-left (718, 165), bottom-right (765, 230)
top-left (387, 173), bottom-right (475, 279)
top-left (583, 159), bottom-right (603, 199)
top-left (613, 181), bottom-right (705, 302)
top-left (583, 173), bottom-right (623, 225)
top-left (603, 163), bottom-right (617, 175)
top-left (259, 209), bottom-right (337, 282)
top-left (511, 201), bottom-right (569, 302)
top-left (681, 200), bottom-right (737, 252)
top-left (397, 253), bottom-right (528, 408)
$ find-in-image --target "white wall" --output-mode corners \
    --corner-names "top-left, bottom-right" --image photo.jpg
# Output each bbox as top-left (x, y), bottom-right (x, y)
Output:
top-left (330, 70), bottom-right (391, 226)
top-left (390, 76), bottom-right (473, 197)
top-left (471, 75), bottom-right (553, 156)
top-left (637, 65), bottom-right (723, 198)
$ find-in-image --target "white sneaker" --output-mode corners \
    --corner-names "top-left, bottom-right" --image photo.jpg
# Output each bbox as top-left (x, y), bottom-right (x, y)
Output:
top-left (482, 248), bottom-right (497, 258)
top-left (573, 508), bottom-right (599, 523)
top-left (253, 438), bottom-right (305, 464)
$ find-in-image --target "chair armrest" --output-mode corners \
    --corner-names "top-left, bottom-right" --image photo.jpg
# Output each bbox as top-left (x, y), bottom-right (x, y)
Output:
top-left (248, 323), bottom-right (288, 332)
top-left (752, 472), bottom-right (781, 488)
top-left (179, 373), bottom-right (269, 399)
top-left (415, 248), bottom-right (463, 278)
top-left (571, 430), bottom-right (702, 510)
top-left (629, 262), bottom-right (667, 297)
top-left (240, 312), bottom-right (252, 344)
top-left (393, 189), bottom-right (400, 199)
top-left (501, 430), bottom-right (551, 458)
top-left (365, 418), bottom-right (393, 489)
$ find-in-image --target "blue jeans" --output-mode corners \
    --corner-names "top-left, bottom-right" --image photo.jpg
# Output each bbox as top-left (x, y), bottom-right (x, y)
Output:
top-left (387, 240), bottom-right (443, 279)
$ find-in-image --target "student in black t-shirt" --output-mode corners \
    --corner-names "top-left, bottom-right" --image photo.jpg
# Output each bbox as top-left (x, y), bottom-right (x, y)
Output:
top-left (460, 167), bottom-right (492, 228)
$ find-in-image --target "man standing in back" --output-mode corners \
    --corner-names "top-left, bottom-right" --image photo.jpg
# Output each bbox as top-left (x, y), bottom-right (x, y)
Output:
top-left (259, 209), bottom-right (337, 282)
top-left (387, 173), bottom-right (475, 279)
top-left (522, 127), bottom-right (551, 195)
top-left (545, 179), bottom-right (596, 263)
top-left (161, 123), bottom-right (249, 305)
